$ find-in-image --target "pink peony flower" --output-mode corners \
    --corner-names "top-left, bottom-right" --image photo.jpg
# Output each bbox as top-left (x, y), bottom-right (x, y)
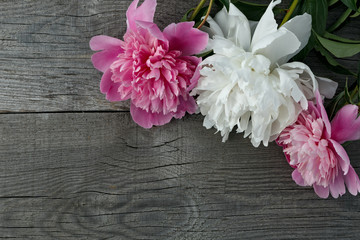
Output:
top-left (90, 0), bottom-right (208, 128)
top-left (277, 90), bottom-right (360, 198)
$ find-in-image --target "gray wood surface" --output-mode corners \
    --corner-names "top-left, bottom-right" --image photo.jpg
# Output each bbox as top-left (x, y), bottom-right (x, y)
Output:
top-left (1, 0), bottom-right (360, 239)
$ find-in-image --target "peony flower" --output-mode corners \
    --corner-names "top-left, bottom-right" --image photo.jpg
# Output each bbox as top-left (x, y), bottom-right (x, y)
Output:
top-left (191, 0), bottom-right (337, 147)
top-left (90, 0), bottom-right (208, 128)
top-left (277, 90), bottom-right (360, 198)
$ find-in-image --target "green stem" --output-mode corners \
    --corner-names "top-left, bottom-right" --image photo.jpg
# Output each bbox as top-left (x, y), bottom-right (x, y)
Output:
top-left (197, 0), bottom-right (214, 29)
top-left (189, 0), bottom-right (208, 21)
top-left (280, 0), bottom-right (299, 26)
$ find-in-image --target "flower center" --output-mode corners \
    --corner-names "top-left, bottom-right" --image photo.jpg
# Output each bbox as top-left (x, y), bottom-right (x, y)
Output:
top-left (109, 30), bottom-right (197, 114)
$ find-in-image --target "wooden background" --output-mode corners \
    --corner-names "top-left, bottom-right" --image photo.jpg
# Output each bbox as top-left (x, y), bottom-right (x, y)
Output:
top-left (1, 0), bottom-right (360, 239)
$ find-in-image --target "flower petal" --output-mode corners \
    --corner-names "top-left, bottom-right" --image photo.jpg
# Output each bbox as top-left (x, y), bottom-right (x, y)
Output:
top-left (292, 169), bottom-right (306, 186)
top-left (204, 16), bottom-right (224, 38)
top-left (279, 13), bottom-right (312, 63)
top-left (313, 184), bottom-right (330, 198)
top-left (213, 7), bottom-right (231, 38)
top-left (163, 21), bottom-right (208, 56)
top-left (89, 35), bottom-right (123, 51)
top-left (126, 0), bottom-right (157, 32)
top-left (315, 90), bottom-right (331, 138)
top-left (136, 20), bottom-right (166, 42)
top-left (344, 166), bottom-right (360, 196)
top-left (100, 69), bottom-right (126, 102)
top-left (331, 104), bottom-right (360, 144)
top-left (91, 49), bottom-right (122, 72)
top-left (130, 102), bottom-right (173, 128)
top-left (329, 173), bottom-right (346, 198)
top-left (252, 28), bottom-right (300, 68)
top-left (173, 96), bottom-right (197, 119)
top-left (187, 64), bottom-right (201, 92)
top-left (328, 139), bottom-right (350, 175)
top-left (316, 76), bottom-right (338, 99)
top-left (214, 4), bottom-right (251, 50)
top-left (251, 0), bottom-right (281, 48)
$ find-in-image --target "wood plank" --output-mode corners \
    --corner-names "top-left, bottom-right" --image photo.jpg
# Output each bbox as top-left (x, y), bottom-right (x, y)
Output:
top-left (0, 0), bottom-right (194, 113)
top-left (1, 112), bottom-right (360, 239)
top-left (0, 0), bottom-right (358, 112)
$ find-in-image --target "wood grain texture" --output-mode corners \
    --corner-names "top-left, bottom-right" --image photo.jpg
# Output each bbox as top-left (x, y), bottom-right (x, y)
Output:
top-left (1, 113), bottom-right (360, 239)
top-left (0, 0), bottom-right (359, 112)
top-left (0, 0), bottom-right (194, 112)
top-left (1, 0), bottom-right (360, 239)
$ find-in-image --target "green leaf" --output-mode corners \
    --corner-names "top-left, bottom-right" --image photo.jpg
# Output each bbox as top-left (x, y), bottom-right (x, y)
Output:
top-left (181, 8), bottom-right (195, 22)
top-left (327, 91), bottom-right (345, 119)
top-left (328, 0), bottom-right (339, 6)
top-left (351, 6), bottom-right (360, 17)
top-left (215, 0), bottom-right (230, 10)
top-left (345, 78), bottom-right (354, 104)
top-left (315, 43), bottom-right (355, 75)
top-left (231, 0), bottom-right (284, 21)
top-left (327, 8), bottom-right (352, 32)
top-left (292, 33), bottom-right (316, 61)
top-left (323, 32), bottom-right (360, 43)
top-left (357, 61), bottom-right (360, 100)
top-left (304, 0), bottom-right (328, 35)
top-left (340, 0), bottom-right (358, 11)
top-left (316, 34), bottom-right (360, 58)
top-left (195, 50), bottom-right (214, 58)
top-left (290, 1), bottom-right (305, 18)
top-left (192, 7), bottom-right (209, 27)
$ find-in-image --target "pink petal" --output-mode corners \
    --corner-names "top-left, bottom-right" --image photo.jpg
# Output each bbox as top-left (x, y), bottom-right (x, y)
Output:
top-left (292, 169), bottom-right (306, 186)
top-left (331, 104), bottom-right (360, 144)
top-left (163, 22), bottom-right (208, 56)
top-left (315, 90), bottom-right (331, 138)
top-left (136, 20), bottom-right (166, 42)
top-left (344, 166), bottom-right (360, 196)
top-left (100, 68), bottom-right (113, 93)
top-left (126, 0), bottom-right (157, 32)
top-left (276, 139), bottom-right (293, 166)
top-left (187, 61), bottom-right (201, 91)
top-left (91, 49), bottom-right (122, 72)
top-left (329, 173), bottom-right (346, 198)
top-left (328, 139), bottom-right (350, 175)
top-left (100, 69), bottom-right (125, 102)
top-left (130, 103), bottom-right (173, 128)
top-left (90, 35), bottom-right (123, 72)
top-left (313, 184), bottom-right (329, 198)
top-left (89, 35), bottom-right (123, 51)
top-left (173, 96), bottom-right (197, 119)
top-left (307, 101), bottom-right (320, 118)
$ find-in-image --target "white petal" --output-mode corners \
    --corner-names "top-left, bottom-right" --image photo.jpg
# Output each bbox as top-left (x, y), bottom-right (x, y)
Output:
top-left (214, 7), bottom-right (231, 37)
top-left (214, 4), bottom-right (251, 50)
top-left (252, 28), bottom-right (300, 69)
top-left (210, 36), bottom-right (245, 57)
top-left (279, 13), bottom-right (312, 63)
top-left (237, 111), bottom-right (250, 132)
top-left (228, 2), bottom-right (245, 16)
top-left (316, 76), bottom-right (338, 99)
top-left (279, 62), bottom-right (319, 103)
top-left (248, 20), bottom-right (258, 36)
top-left (251, 0), bottom-right (281, 48)
top-left (205, 15), bottom-right (224, 37)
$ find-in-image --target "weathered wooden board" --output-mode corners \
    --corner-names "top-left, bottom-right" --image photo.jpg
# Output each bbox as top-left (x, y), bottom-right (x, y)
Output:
top-left (1, 0), bottom-right (360, 239)
top-left (0, 0), bottom-right (193, 112)
top-left (0, 0), bottom-right (359, 112)
top-left (1, 113), bottom-right (360, 239)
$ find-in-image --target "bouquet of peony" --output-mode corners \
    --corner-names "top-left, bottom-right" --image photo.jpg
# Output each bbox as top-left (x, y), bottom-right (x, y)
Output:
top-left (90, 0), bottom-right (360, 198)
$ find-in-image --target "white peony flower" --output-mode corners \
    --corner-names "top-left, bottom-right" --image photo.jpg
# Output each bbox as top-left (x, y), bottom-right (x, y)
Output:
top-left (192, 0), bottom-right (338, 147)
